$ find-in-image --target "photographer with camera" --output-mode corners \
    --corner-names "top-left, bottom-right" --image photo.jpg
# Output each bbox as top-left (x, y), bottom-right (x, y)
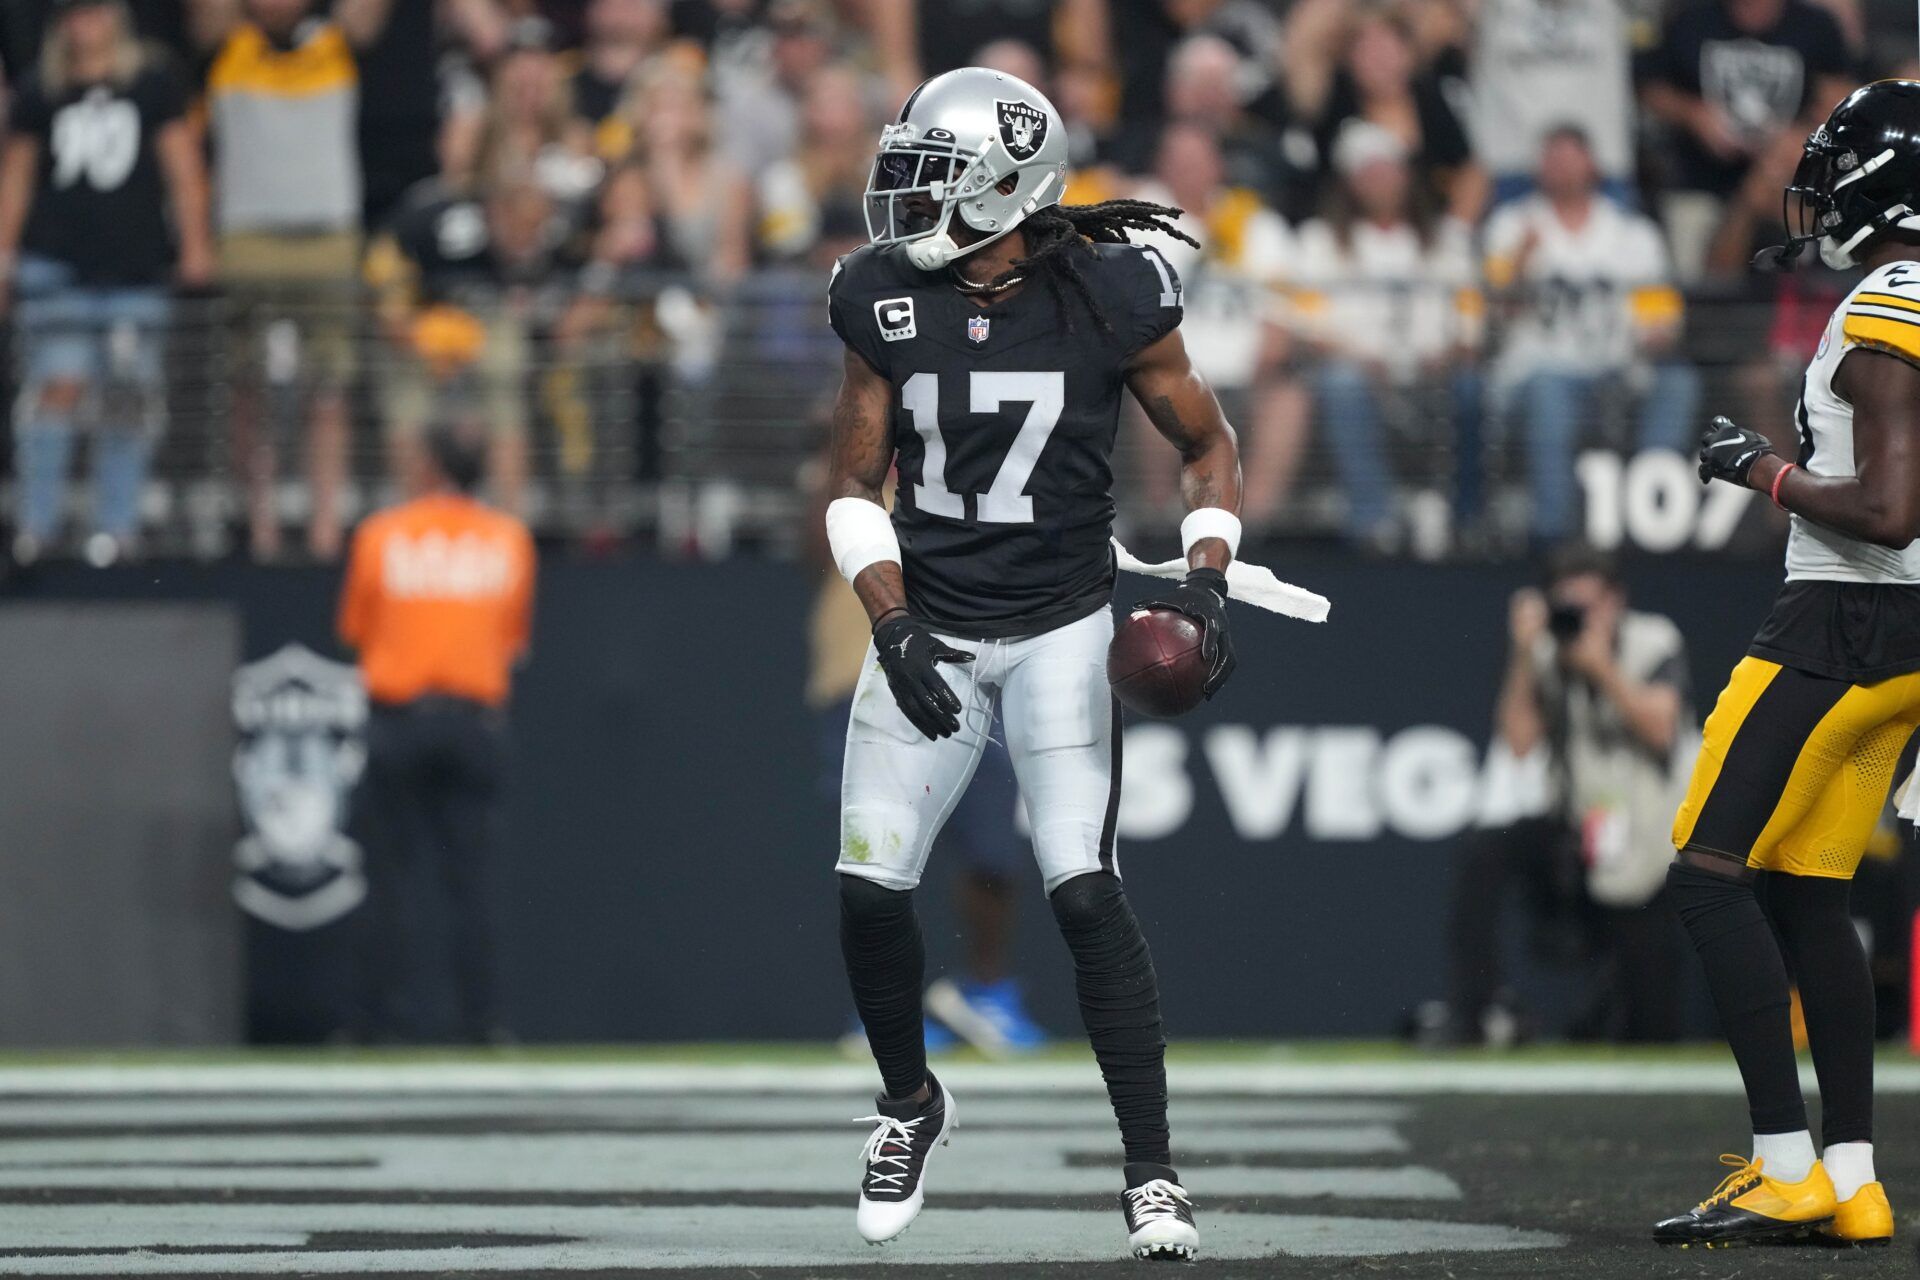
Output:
top-left (1430, 545), bottom-right (1698, 1044)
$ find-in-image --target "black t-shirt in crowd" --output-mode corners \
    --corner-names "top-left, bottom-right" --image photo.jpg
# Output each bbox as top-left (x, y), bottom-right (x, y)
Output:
top-left (387, 184), bottom-right (580, 302)
top-left (12, 62), bottom-right (186, 286)
top-left (914, 0), bottom-right (1058, 78)
top-left (1645, 0), bottom-right (1853, 196)
top-left (1313, 72), bottom-right (1472, 183)
top-left (827, 240), bottom-right (1182, 638)
top-left (352, 0), bottom-right (440, 230)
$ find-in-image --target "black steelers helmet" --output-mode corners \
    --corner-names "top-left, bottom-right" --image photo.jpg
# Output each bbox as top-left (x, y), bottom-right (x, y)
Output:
top-left (1769, 80), bottom-right (1920, 271)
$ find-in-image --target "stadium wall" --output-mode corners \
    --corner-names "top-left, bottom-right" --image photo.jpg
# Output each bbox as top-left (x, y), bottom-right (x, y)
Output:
top-left (0, 604), bottom-right (242, 1045)
top-left (0, 555), bottom-right (1785, 1044)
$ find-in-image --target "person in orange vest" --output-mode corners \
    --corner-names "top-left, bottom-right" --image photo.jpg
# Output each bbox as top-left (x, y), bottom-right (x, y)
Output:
top-left (338, 423), bottom-right (535, 1043)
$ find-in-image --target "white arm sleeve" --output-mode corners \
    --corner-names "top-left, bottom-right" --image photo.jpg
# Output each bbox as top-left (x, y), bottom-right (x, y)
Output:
top-left (825, 497), bottom-right (900, 585)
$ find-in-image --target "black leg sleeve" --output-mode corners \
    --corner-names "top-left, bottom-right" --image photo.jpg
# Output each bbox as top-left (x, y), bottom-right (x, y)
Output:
top-left (839, 873), bottom-right (927, 1101)
top-left (1051, 872), bottom-right (1170, 1167)
top-left (1668, 861), bottom-right (1807, 1134)
top-left (1765, 873), bottom-right (1874, 1146)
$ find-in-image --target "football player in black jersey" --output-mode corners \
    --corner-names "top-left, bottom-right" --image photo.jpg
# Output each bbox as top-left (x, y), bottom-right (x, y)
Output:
top-left (823, 68), bottom-right (1242, 1260)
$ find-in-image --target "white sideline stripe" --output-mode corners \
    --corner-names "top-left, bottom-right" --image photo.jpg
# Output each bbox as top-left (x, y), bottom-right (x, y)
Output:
top-left (0, 1095), bottom-right (1411, 1128)
top-left (0, 1132), bottom-right (1448, 1198)
top-left (0, 1205), bottom-right (1565, 1272)
top-left (0, 1060), bottom-right (1909, 1095)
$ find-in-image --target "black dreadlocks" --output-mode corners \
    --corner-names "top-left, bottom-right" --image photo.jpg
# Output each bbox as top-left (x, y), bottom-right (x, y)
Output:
top-left (998, 200), bottom-right (1199, 335)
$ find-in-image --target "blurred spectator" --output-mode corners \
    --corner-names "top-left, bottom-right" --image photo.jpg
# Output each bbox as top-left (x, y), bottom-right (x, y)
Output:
top-left (1483, 125), bottom-right (1699, 544)
top-left (0, 0), bottom-right (212, 565)
top-left (618, 63), bottom-right (750, 283)
top-left (354, 0), bottom-right (507, 230)
top-left (198, 0), bottom-right (396, 561)
top-left (565, 0), bottom-right (668, 159)
top-left (1640, 0), bottom-right (1855, 281)
top-left (972, 35), bottom-right (1047, 88)
top-left (1435, 546), bottom-right (1694, 1044)
top-left (1287, 3), bottom-right (1487, 224)
top-left (1159, 34), bottom-right (1295, 215)
top-left (755, 61), bottom-right (872, 265)
top-left (340, 422), bottom-right (536, 1045)
top-left (0, 0), bottom-right (192, 81)
top-left (367, 169), bottom-right (608, 516)
top-left (1114, 0), bottom-right (1284, 176)
top-left (1470, 0), bottom-right (1638, 207)
top-left (1134, 123), bottom-right (1306, 532)
top-left (447, 17), bottom-right (602, 207)
top-left (1291, 123), bottom-right (1480, 550)
top-left (1053, 57), bottom-right (1120, 177)
top-left (870, 0), bottom-right (1110, 104)
top-left (711, 0), bottom-right (839, 178)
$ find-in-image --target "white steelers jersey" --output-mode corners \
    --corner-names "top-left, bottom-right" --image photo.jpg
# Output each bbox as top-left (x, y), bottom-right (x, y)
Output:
top-left (1787, 260), bottom-right (1920, 584)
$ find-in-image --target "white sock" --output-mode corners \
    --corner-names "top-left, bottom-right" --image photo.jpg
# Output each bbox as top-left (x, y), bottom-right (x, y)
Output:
top-left (1823, 1142), bottom-right (1876, 1201)
top-left (1752, 1130), bottom-right (1816, 1183)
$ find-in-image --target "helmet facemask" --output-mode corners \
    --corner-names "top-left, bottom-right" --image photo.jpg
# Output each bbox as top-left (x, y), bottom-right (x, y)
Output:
top-left (863, 129), bottom-right (983, 270)
top-left (1783, 128), bottom-right (1916, 270)
top-left (862, 117), bottom-right (1063, 271)
top-left (1783, 134), bottom-right (1843, 260)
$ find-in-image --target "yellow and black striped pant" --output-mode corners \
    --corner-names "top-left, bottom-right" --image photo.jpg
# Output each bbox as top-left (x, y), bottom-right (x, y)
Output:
top-left (1672, 657), bottom-right (1920, 878)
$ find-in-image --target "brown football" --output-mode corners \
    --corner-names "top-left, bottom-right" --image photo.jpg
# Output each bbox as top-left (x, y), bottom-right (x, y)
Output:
top-left (1107, 607), bottom-right (1208, 718)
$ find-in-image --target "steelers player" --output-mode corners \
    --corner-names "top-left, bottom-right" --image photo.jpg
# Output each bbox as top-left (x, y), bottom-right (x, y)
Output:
top-left (1659, 81), bottom-right (1920, 1248)
top-left (823, 68), bottom-right (1241, 1259)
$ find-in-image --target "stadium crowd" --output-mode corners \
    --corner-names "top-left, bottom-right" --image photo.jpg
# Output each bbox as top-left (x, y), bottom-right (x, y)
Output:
top-left (0, 0), bottom-right (1908, 562)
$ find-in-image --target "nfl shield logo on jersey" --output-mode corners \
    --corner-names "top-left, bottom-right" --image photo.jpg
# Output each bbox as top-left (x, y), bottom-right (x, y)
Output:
top-left (968, 315), bottom-right (990, 344)
top-left (997, 99), bottom-right (1048, 160)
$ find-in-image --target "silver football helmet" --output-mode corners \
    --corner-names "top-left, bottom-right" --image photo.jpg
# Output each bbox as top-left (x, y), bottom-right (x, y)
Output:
top-left (865, 67), bottom-right (1069, 271)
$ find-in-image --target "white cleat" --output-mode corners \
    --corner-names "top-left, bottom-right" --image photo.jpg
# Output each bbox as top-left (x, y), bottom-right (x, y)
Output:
top-left (1123, 1176), bottom-right (1199, 1261)
top-left (854, 1076), bottom-right (955, 1244)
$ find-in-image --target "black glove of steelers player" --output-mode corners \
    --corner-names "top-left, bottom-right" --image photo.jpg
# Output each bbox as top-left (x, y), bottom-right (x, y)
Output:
top-left (1134, 567), bottom-right (1236, 698)
top-left (873, 610), bottom-right (975, 741)
top-left (1698, 415), bottom-right (1774, 487)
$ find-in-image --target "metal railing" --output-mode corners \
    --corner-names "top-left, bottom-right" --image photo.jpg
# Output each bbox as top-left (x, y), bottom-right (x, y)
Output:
top-left (0, 272), bottom-right (1809, 562)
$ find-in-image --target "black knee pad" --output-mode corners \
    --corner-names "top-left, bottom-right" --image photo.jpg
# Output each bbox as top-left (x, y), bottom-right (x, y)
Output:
top-left (1050, 871), bottom-right (1124, 931)
top-left (839, 873), bottom-right (913, 925)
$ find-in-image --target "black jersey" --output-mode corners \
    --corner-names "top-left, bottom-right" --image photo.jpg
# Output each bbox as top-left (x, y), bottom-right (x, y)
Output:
top-left (828, 240), bottom-right (1184, 639)
top-left (12, 63), bottom-right (187, 287)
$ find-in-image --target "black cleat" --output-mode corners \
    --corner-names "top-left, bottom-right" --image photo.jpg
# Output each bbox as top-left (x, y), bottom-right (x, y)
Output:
top-left (853, 1074), bottom-right (955, 1244)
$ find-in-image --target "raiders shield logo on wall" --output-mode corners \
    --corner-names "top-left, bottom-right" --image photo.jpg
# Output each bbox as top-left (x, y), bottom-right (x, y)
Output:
top-left (231, 644), bottom-right (370, 931)
top-left (997, 99), bottom-right (1048, 161)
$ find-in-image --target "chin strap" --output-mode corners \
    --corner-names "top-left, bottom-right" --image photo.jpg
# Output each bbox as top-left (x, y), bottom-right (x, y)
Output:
top-left (905, 232), bottom-right (963, 270)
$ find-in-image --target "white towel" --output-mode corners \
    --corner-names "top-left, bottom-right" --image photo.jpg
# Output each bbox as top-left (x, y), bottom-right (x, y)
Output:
top-left (1111, 537), bottom-right (1331, 623)
top-left (1896, 768), bottom-right (1920, 826)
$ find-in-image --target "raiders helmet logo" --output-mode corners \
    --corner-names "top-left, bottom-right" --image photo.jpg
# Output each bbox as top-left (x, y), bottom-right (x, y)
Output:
top-left (997, 100), bottom-right (1048, 161)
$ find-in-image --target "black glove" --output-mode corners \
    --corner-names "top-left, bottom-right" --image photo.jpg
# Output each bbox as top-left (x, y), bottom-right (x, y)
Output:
top-left (872, 611), bottom-right (975, 740)
top-left (1698, 415), bottom-right (1774, 486)
top-left (1134, 567), bottom-right (1235, 698)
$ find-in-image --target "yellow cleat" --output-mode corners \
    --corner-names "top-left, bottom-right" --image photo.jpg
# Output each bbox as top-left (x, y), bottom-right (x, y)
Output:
top-left (1818, 1181), bottom-right (1893, 1247)
top-left (1652, 1155), bottom-right (1837, 1247)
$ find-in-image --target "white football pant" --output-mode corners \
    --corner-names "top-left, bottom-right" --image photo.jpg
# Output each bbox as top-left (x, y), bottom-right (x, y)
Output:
top-left (837, 608), bottom-right (1118, 894)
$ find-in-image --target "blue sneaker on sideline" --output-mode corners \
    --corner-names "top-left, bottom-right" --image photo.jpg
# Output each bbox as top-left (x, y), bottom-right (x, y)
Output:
top-left (924, 977), bottom-right (1048, 1056)
top-left (838, 1013), bottom-right (959, 1060)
